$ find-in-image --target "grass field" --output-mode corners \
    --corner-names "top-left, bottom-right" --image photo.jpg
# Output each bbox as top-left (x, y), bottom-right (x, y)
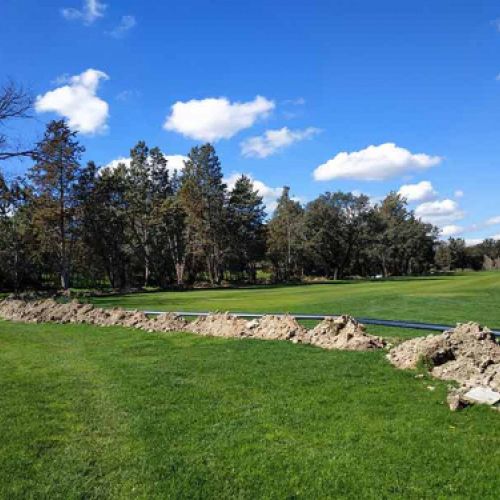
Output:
top-left (90, 271), bottom-right (500, 336)
top-left (2, 272), bottom-right (500, 498)
top-left (1, 320), bottom-right (499, 499)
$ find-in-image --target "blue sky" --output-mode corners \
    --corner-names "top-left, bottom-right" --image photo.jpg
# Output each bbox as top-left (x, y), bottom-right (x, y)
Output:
top-left (1, 0), bottom-right (500, 242)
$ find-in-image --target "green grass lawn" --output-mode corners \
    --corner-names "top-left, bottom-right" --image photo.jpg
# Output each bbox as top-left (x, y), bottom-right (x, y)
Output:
top-left (1, 320), bottom-right (499, 499)
top-left (90, 271), bottom-right (500, 337)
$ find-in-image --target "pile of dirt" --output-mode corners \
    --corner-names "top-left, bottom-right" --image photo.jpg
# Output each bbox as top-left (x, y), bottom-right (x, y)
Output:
top-left (388, 322), bottom-right (500, 410)
top-left (187, 313), bottom-right (250, 338)
top-left (246, 315), bottom-right (307, 341)
top-left (0, 299), bottom-right (387, 353)
top-left (304, 315), bottom-right (387, 350)
top-left (152, 312), bottom-right (188, 332)
top-left (0, 299), bottom-right (187, 333)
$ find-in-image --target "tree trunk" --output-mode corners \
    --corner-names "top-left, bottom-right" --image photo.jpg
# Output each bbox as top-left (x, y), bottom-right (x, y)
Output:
top-left (175, 262), bottom-right (185, 286)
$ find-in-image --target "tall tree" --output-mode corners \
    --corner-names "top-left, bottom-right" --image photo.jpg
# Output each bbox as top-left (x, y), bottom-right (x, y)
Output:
top-left (267, 187), bottom-right (305, 281)
top-left (29, 120), bottom-right (84, 289)
top-left (0, 173), bottom-right (38, 290)
top-left (304, 193), bottom-right (351, 279)
top-left (227, 175), bottom-right (266, 281)
top-left (180, 144), bottom-right (228, 285)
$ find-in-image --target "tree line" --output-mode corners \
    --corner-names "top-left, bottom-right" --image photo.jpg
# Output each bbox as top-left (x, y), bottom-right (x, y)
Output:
top-left (1, 83), bottom-right (498, 291)
top-left (0, 118), bottom-right (438, 291)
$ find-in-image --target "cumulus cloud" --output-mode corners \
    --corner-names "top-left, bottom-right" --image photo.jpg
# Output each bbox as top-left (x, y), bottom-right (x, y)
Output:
top-left (103, 154), bottom-right (188, 172)
top-left (163, 96), bottom-right (275, 142)
top-left (241, 127), bottom-right (321, 158)
top-left (454, 190), bottom-right (464, 198)
top-left (398, 180), bottom-right (437, 203)
top-left (415, 199), bottom-right (465, 225)
top-left (486, 215), bottom-right (500, 226)
top-left (107, 15), bottom-right (136, 38)
top-left (225, 173), bottom-right (287, 212)
top-left (440, 225), bottom-right (464, 237)
top-left (35, 69), bottom-right (109, 134)
top-left (61, 0), bottom-right (106, 25)
top-left (313, 143), bottom-right (442, 181)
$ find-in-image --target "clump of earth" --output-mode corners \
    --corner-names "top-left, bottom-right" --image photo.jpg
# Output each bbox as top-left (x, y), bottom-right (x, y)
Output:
top-left (388, 322), bottom-right (500, 410)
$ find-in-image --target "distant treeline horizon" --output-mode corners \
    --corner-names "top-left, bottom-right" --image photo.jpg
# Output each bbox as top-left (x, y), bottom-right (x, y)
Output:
top-left (2, 117), bottom-right (500, 292)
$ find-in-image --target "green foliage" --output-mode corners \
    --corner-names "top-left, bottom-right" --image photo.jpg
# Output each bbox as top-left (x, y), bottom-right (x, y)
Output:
top-left (0, 120), bottom-right (496, 292)
top-left (267, 186), bottom-right (305, 280)
top-left (28, 120), bottom-right (85, 289)
top-left (180, 144), bottom-right (228, 285)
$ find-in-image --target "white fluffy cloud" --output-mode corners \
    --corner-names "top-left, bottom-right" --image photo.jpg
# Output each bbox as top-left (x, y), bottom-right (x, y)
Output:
top-left (225, 173), bottom-right (285, 212)
top-left (241, 127), bottom-right (320, 158)
top-left (454, 190), bottom-right (464, 198)
top-left (35, 69), bottom-right (109, 134)
top-left (440, 225), bottom-right (464, 237)
top-left (163, 96), bottom-right (275, 142)
top-left (107, 15), bottom-right (136, 38)
top-left (398, 180), bottom-right (437, 202)
top-left (313, 143), bottom-right (442, 181)
top-left (486, 215), bottom-right (500, 226)
top-left (61, 0), bottom-right (106, 25)
top-left (415, 199), bottom-right (465, 225)
top-left (104, 155), bottom-right (188, 172)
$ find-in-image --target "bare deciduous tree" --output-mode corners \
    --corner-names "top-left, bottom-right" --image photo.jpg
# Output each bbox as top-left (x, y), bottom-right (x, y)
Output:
top-left (0, 79), bottom-right (35, 161)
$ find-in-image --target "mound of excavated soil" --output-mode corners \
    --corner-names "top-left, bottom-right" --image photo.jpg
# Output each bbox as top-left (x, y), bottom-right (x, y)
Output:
top-left (305, 316), bottom-right (386, 350)
top-left (388, 322), bottom-right (500, 409)
top-left (0, 299), bottom-right (187, 333)
top-left (187, 313), bottom-right (250, 338)
top-left (0, 299), bottom-right (387, 353)
top-left (246, 314), bottom-right (307, 341)
top-left (152, 313), bottom-right (189, 332)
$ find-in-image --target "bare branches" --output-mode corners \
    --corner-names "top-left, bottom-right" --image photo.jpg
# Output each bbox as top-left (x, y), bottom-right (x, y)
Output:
top-left (0, 150), bottom-right (37, 161)
top-left (0, 80), bottom-right (33, 122)
top-left (0, 79), bottom-right (34, 162)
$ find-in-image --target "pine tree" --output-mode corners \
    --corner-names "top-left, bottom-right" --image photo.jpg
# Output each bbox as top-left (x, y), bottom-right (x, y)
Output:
top-left (179, 144), bottom-right (228, 285)
top-left (29, 120), bottom-right (84, 289)
top-left (267, 186), bottom-right (304, 281)
top-left (227, 175), bottom-right (266, 281)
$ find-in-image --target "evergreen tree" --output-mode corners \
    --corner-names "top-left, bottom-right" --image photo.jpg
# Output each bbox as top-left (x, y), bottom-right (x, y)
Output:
top-left (267, 186), bottom-right (305, 281)
top-left (29, 120), bottom-right (84, 289)
top-left (227, 175), bottom-right (266, 281)
top-left (180, 144), bottom-right (228, 285)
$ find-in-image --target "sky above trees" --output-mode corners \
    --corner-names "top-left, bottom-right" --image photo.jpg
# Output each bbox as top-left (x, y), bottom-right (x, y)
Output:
top-left (1, 0), bottom-right (500, 243)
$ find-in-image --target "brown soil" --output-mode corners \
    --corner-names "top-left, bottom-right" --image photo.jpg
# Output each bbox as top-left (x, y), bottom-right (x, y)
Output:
top-left (305, 315), bottom-right (387, 350)
top-left (0, 299), bottom-right (386, 353)
top-left (246, 314), bottom-right (307, 341)
top-left (388, 322), bottom-right (500, 409)
top-left (187, 313), bottom-right (250, 338)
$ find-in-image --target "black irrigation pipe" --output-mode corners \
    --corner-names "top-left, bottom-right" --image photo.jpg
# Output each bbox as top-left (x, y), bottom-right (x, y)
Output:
top-left (141, 310), bottom-right (500, 338)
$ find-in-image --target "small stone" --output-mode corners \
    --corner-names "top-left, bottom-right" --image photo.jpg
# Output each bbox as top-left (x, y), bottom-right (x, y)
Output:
top-left (463, 387), bottom-right (500, 406)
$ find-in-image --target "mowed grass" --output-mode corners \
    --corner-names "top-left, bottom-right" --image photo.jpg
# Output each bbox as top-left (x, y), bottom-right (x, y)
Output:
top-left (1, 320), bottom-right (499, 499)
top-left (90, 272), bottom-right (500, 337)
